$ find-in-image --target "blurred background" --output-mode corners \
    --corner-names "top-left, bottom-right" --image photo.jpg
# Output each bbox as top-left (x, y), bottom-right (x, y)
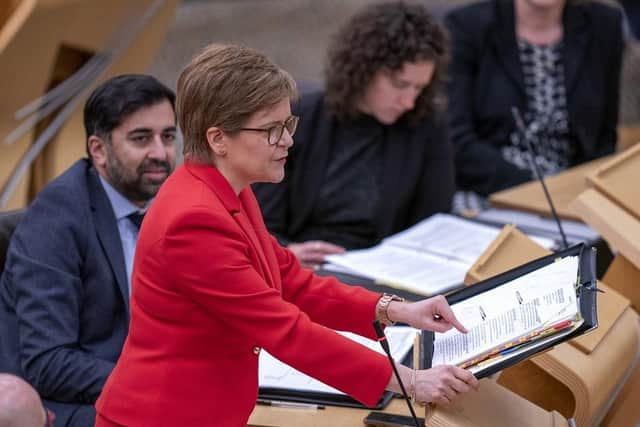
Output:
top-left (1, 0), bottom-right (638, 210)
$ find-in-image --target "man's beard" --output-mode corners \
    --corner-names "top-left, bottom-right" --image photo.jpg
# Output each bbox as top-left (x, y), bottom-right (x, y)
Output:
top-left (105, 148), bottom-right (172, 204)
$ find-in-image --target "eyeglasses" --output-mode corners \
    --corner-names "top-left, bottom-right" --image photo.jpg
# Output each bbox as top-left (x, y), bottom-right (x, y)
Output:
top-left (236, 115), bottom-right (298, 146)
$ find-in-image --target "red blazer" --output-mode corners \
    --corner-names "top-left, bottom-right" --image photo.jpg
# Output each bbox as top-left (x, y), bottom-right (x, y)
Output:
top-left (95, 162), bottom-right (392, 427)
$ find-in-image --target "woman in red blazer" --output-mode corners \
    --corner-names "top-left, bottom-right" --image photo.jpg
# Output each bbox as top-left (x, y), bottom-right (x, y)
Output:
top-left (95, 43), bottom-right (478, 427)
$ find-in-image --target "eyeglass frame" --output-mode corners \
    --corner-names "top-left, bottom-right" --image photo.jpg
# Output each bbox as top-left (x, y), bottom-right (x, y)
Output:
top-left (235, 115), bottom-right (299, 146)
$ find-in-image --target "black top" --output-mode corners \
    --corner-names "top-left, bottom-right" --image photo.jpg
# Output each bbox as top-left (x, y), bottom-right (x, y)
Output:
top-left (445, 0), bottom-right (623, 195)
top-left (300, 114), bottom-right (383, 248)
top-left (253, 91), bottom-right (455, 248)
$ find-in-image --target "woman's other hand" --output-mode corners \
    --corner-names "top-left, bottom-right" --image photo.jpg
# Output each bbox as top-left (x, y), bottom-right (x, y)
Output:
top-left (287, 240), bottom-right (345, 269)
top-left (414, 365), bottom-right (478, 406)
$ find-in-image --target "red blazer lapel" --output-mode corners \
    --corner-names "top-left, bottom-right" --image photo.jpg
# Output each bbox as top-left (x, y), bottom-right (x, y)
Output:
top-left (233, 205), bottom-right (278, 289)
top-left (239, 189), bottom-right (282, 290)
top-left (185, 162), bottom-right (278, 289)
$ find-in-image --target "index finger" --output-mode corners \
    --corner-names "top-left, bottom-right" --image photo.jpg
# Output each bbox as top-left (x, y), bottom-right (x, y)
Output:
top-left (437, 303), bottom-right (467, 334)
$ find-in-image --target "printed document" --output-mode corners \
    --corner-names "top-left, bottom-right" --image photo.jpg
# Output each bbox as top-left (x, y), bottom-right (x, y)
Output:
top-left (325, 214), bottom-right (507, 295)
top-left (259, 326), bottom-right (417, 395)
top-left (431, 256), bottom-right (581, 368)
top-left (383, 213), bottom-right (506, 264)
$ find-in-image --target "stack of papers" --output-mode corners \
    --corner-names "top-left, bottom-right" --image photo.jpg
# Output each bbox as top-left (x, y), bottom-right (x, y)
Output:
top-left (432, 256), bottom-right (582, 374)
top-left (325, 214), bottom-right (554, 296)
top-left (259, 326), bottom-right (417, 395)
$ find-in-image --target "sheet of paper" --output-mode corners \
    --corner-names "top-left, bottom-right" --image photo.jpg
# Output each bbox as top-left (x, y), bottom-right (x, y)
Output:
top-left (320, 262), bottom-right (361, 276)
top-left (431, 256), bottom-right (579, 367)
top-left (259, 327), bottom-right (418, 394)
top-left (383, 213), bottom-right (502, 264)
top-left (324, 213), bottom-right (557, 296)
top-left (326, 245), bottom-right (467, 295)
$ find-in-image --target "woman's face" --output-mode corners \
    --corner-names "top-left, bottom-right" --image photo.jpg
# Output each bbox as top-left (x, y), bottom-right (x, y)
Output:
top-left (215, 98), bottom-right (294, 193)
top-left (357, 60), bottom-right (435, 125)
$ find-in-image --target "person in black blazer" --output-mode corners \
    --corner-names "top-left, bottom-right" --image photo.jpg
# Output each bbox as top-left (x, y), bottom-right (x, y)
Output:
top-left (253, 2), bottom-right (454, 268)
top-left (0, 75), bottom-right (176, 426)
top-left (445, 0), bottom-right (623, 196)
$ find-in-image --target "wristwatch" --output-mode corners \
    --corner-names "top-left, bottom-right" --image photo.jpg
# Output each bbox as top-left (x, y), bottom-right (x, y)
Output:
top-left (376, 293), bottom-right (405, 325)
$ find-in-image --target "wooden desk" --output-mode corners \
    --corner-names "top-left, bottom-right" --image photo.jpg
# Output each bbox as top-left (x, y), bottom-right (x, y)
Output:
top-left (249, 395), bottom-right (414, 427)
top-left (488, 157), bottom-right (610, 221)
top-left (249, 379), bottom-right (570, 427)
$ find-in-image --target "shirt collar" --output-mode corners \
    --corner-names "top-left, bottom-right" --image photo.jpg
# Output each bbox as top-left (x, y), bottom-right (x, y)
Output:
top-left (99, 176), bottom-right (151, 220)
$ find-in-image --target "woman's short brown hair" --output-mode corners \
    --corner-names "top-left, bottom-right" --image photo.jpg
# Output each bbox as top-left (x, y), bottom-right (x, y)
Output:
top-left (325, 1), bottom-right (448, 126)
top-left (177, 43), bottom-right (298, 162)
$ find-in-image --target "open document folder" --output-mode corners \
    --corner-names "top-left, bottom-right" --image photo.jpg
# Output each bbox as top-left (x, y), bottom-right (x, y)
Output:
top-left (420, 243), bottom-right (598, 378)
top-left (325, 213), bottom-right (554, 296)
top-left (258, 327), bottom-right (418, 409)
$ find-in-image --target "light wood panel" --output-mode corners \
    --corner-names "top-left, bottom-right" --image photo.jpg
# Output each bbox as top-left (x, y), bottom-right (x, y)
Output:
top-left (488, 157), bottom-right (610, 222)
top-left (0, 0), bottom-right (179, 210)
top-left (587, 143), bottom-right (640, 222)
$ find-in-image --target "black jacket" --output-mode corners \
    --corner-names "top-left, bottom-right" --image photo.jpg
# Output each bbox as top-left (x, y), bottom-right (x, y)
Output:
top-left (253, 91), bottom-right (455, 247)
top-left (445, 0), bottom-right (623, 195)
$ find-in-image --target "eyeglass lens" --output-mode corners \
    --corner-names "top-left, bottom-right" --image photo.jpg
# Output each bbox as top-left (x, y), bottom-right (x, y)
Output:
top-left (268, 117), bottom-right (298, 145)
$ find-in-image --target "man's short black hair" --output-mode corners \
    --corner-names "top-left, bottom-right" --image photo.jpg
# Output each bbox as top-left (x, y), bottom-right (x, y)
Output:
top-left (83, 74), bottom-right (175, 153)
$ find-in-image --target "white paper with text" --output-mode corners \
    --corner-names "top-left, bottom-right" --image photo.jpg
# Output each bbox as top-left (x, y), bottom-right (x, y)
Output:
top-left (326, 245), bottom-right (468, 295)
top-left (325, 214), bottom-right (554, 296)
top-left (259, 327), bottom-right (418, 394)
top-left (431, 256), bottom-right (580, 367)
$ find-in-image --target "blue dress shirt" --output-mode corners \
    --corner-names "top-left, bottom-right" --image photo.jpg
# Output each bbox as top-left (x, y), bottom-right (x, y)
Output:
top-left (99, 176), bottom-right (150, 292)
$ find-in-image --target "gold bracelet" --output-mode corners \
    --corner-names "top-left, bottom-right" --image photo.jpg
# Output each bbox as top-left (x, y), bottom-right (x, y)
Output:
top-left (375, 293), bottom-right (405, 325)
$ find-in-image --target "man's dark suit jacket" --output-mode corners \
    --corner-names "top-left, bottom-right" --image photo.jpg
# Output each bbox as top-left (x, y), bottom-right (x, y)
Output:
top-left (253, 91), bottom-right (455, 247)
top-left (445, 0), bottom-right (623, 195)
top-left (0, 159), bottom-right (130, 426)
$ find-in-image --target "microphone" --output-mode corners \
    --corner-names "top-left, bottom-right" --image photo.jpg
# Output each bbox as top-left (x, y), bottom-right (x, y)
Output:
top-left (511, 107), bottom-right (569, 249)
top-left (373, 320), bottom-right (423, 427)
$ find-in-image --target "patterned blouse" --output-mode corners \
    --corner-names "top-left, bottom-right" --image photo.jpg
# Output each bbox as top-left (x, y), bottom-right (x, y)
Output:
top-left (503, 38), bottom-right (574, 177)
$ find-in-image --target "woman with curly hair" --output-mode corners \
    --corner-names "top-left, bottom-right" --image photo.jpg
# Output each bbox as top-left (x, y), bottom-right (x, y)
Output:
top-left (253, 1), bottom-right (454, 268)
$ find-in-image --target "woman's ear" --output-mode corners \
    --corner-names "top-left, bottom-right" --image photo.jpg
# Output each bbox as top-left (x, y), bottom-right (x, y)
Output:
top-left (206, 126), bottom-right (227, 157)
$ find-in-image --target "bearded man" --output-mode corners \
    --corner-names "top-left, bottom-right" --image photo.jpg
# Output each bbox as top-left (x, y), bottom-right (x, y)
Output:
top-left (0, 74), bottom-right (176, 426)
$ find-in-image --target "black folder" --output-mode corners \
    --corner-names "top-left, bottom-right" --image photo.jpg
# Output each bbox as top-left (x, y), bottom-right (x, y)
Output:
top-left (258, 387), bottom-right (396, 410)
top-left (419, 243), bottom-right (598, 378)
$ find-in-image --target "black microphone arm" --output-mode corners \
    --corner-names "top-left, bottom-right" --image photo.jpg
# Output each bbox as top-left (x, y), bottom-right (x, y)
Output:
top-left (510, 107), bottom-right (569, 250)
top-left (373, 320), bottom-right (423, 427)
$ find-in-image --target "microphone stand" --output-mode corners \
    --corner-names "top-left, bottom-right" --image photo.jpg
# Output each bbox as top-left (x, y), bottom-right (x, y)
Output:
top-left (373, 321), bottom-right (423, 427)
top-left (511, 107), bottom-right (569, 250)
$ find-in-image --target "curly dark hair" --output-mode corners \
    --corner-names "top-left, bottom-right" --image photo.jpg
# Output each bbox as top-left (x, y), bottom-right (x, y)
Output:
top-left (325, 1), bottom-right (448, 125)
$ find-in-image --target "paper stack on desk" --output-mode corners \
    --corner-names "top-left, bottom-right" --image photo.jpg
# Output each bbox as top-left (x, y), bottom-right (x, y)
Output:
top-left (324, 213), bottom-right (554, 296)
